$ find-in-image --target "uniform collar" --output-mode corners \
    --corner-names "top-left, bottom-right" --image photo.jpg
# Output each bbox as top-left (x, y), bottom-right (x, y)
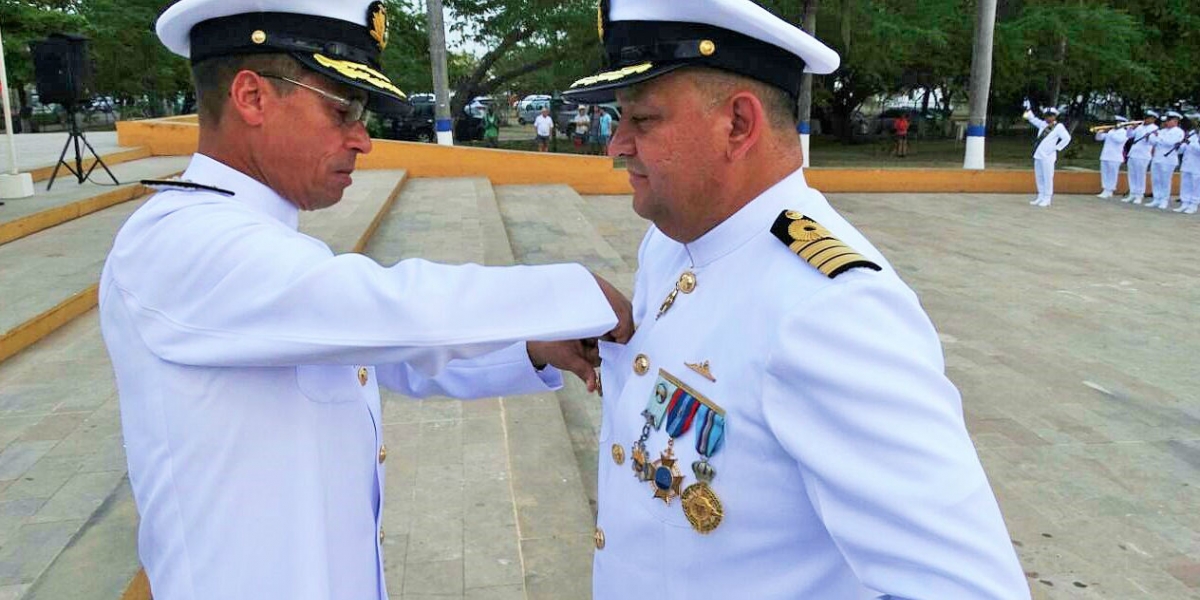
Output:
top-left (184, 153), bottom-right (301, 230)
top-left (684, 167), bottom-right (809, 268)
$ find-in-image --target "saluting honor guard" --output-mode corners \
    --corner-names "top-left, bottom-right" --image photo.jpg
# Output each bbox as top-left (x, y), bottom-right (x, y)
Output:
top-left (1093, 116), bottom-right (1135, 198)
top-left (1122, 110), bottom-right (1159, 204)
top-left (1023, 106), bottom-right (1072, 207)
top-left (100, 1), bottom-right (633, 598)
top-left (1175, 113), bottom-right (1200, 215)
top-left (1146, 110), bottom-right (1184, 209)
top-left (564, 0), bottom-right (1029, 598)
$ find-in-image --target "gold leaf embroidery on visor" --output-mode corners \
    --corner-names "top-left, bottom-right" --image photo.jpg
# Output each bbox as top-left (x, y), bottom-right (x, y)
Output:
top-left (570, 62), bottom-right (654, 88)
top-left (312, 54), bottom-right (405, 98)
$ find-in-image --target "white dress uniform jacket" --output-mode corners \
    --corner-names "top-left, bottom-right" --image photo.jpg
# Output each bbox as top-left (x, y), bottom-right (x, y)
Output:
top-left (1128, 124), bottom-right (1159, 161)
top-left (1026, 114), bottom-right (1071, 162)
top-left (100, 154), bottom-right (618, 600)
top-left (1151, 126), bottom-right (1185, 167)
top-left (1097, 128), bottom-right (1128, 163)
top-left (594, 168), bottom-right (1029, 599)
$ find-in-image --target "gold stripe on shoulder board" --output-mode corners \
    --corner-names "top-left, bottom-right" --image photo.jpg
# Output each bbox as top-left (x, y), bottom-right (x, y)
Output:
top-left (771, 210), bottom-right (881, 278)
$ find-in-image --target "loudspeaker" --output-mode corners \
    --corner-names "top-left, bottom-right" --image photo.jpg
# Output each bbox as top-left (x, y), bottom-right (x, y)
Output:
top-left (30, 34), bottom-right (93, 107)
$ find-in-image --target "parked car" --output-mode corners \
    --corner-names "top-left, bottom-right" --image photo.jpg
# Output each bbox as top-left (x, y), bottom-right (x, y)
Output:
top-left (518, 100), bottom-right (551, 125)
top-left (465, 96), bottom-right (494, 119)
top-left (381, 100), bottom-right (435, 142)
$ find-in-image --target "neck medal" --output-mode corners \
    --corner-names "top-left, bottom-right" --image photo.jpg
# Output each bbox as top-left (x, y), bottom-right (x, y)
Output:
top-left (682, 403), bottom-right (725, 534)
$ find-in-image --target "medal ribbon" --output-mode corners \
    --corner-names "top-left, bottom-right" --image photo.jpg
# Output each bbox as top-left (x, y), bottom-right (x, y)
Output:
top-left (664, 387), bottom-right (700, 438)
top-left (694, 404), bottom-right (725, 458)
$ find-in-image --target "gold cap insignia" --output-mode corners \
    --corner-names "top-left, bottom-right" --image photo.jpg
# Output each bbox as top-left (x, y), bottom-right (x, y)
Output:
top-left (251, 30), bottom-right (267, 45)
top-left (699, 40), bottom-right (716, 56)
top-left (771, 211), bottom-right (882, 279)
top-left (367, 1), bottom-right (389, 52)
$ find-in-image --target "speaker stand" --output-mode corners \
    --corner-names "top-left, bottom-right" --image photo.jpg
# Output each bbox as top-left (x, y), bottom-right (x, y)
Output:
top-left (46, 108), bottom-right (119, 191)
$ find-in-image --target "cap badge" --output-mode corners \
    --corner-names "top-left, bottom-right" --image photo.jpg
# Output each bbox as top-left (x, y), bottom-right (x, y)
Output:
top-left (699, 40), bottom-right (716, 56)
top-left (251, 30), bottom-right (267, 45)
top-left (368, 1), bottom-right (389, 52)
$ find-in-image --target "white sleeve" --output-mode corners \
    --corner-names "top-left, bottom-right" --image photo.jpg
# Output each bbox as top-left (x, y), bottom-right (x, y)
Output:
top-left (1056, 125), bottom-right (1071, 150)
top-left (761, 276), bottom-right (1029, 600)
top-left (375, 341), bottom-right (563, 399)
top-left (1025, 114), bottom-right (1047, 130)
top-left (105, 200), bottom-right (617, 372)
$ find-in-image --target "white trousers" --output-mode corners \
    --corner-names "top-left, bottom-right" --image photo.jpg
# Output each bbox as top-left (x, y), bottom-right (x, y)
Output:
top-left (1034, 158), bottom-right (1055, 201)
top-left (1100, 160), bottom-right (1122, 193)
top-left (1127, 157), bottom-right (1151, 197)
top-left (1151, 162), bottom-right (1177, 203)
top-left (1181, 171), bottom-right (1200, 203)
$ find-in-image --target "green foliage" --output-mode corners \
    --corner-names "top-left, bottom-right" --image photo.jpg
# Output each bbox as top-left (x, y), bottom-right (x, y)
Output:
top-left (0, 0), bottom-right (89, 100)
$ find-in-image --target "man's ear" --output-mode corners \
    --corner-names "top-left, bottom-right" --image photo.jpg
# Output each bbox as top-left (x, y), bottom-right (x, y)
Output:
top-left (726, 91), bottom-right (766, 161)
top-left (228, 70), bottom-right (270, 127)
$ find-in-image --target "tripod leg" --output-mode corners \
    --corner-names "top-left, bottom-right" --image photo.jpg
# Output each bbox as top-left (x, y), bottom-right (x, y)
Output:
top-left (79, 132), bottom-right (120, 185)
top-left (73, 134), bottom-right (85, 184)
top-left (46, 131), bottom-right (75, 191)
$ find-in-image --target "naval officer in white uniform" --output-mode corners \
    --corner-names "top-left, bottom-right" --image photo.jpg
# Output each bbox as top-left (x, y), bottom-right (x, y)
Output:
top-left (1095, 116), bottom-right (1132, 198)
top-left (564, 0), bottom-right (1030, 598)
top-left (1146, 111), bottom-right (1184, 210)
top-left (1176, 114), bottom-right (1200, 215)
top-left (1023, 106), bottom-right (1072, 207)
top-left (101, 1), bottom-right (632, 599)
top-left (1123, 110), bottom-right (1159, 204)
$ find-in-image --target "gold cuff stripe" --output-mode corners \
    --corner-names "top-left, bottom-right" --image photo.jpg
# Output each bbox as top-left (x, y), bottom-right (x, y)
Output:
top-left (312, 54), bottom-right (406, 98)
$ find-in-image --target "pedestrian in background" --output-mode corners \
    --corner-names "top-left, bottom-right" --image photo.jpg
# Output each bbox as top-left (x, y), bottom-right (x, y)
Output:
top-left (893, 112), bottom-right (910, 157)
top-left (534, 107), bottom-right (553, 152)
top-left (572, 105), bottom-right (591, 149)
top-left (483, 107), bottom-right (500, 148)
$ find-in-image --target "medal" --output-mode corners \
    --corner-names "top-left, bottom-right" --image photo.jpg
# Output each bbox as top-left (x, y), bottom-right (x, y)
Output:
top-left (630, 410), bottom-right (655, 482)
top-left (650, 439), bottom-right (684, 505)
top-left (681, 482), bottom-right (723, 534)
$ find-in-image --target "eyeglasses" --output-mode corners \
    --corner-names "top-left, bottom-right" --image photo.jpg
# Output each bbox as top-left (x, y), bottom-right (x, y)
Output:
top-left (257, 73), bottom-right (368, 125)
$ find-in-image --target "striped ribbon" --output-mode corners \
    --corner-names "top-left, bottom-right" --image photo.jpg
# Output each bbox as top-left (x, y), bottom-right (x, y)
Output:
top-left (694, 404), bottom-right (725, 458)
top-left (664, 387), bottom-right (700, 438)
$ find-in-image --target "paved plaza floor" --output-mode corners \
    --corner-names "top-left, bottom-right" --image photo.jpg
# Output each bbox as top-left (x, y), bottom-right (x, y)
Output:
top-left (1, 133), bottom-right (122, 175)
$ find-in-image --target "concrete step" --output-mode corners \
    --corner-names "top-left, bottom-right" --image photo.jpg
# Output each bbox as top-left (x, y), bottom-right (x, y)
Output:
top-left (0, 169), bottom-right (409, 600)
top-left (362, 177), bottom-right (601, 599)
top-left (0, 156), bottom-right (191, 246)
top-left (0, 133), bottom-right (126, 177)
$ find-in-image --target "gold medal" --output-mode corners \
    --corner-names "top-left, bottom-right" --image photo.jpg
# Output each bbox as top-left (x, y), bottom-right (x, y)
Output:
top-left (681, 482), bottom-right (723, 534)
top-left (650, 440), bottom-right (684, 505)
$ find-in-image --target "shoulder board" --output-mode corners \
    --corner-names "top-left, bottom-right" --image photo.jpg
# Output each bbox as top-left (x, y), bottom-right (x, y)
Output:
top-left (770, 210), bottom-right (882, 279)
top-left (140, 179), bottom-right (235, 197)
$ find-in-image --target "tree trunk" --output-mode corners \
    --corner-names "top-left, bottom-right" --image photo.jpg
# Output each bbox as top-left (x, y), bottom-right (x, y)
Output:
top-left (1047, 37), bottom-right (1066, 107)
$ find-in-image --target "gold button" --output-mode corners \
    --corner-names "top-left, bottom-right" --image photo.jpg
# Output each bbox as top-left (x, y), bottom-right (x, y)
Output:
top-left (251, 30), bottom-right (267, 44)
top-left (611, 444), bottom-right (625, 466)
top-left (699, 40), bottom-right (716, 56)
top-left (594, 526), bottom-right (605, 550)
top-left (378, 445), bottom-right (388, 464)
top-left (633, 354), bottom-right (650, 376)
top-left (379, 527), bottom-right (385, 544)
top-left (358, 367), bottom-right (369, 386)
top-left (678, 271), bottom-right (697, 294)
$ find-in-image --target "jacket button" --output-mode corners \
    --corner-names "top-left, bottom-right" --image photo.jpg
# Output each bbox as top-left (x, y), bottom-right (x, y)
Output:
top-left (378, 445), bottom-right (388, 464)
top-left (594, 526), bottom-right (605, 550)
top-left (611, 444), bottom-right (625, 466)
top-left (358, 367), bottom-right (369, 386)
top-left (633, 354), bottom-right (650, 375)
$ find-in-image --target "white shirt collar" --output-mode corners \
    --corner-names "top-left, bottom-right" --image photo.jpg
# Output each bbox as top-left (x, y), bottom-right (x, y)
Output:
top-left (183, 153), bottom-right (300, 230)
top-left (684, 167), bottom-right (809, 268)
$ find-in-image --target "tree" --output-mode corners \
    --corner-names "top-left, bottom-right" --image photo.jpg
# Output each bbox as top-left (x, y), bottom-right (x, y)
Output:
top-left (0, 0), bottom-right (88, 108)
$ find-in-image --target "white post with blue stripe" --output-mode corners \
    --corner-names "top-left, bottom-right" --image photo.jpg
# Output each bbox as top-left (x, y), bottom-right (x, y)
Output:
top-left (798, 121), bottom-right (812, 169)
top-left (426, 0), bottom-right (454, 146)
top-left (963, 0), bottom-right (996, 170)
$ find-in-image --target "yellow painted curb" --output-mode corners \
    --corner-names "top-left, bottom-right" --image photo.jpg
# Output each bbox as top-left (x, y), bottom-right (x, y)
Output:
top-left (0, 177), bottom-right (180, 247)
top-left (121, 568), bottom-right (151, 600)
top-left (114, 116), bottom-right (1186, 195)
top-left (28, 147), bottom-right (151, 184)
top-left (0, 284), bottom-right (98, 364)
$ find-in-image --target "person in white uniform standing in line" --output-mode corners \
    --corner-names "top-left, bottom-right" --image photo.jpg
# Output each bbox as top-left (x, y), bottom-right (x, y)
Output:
top-left (1175, 113), bottom-right (1200, 215)
top-left (1024, 106), bottom-right (1072, 207)
top-left (100, 1), bottom-right (634, 599)
top-left (1094, 116), bottom-right (1133, 199)
top-left (1122, 110), bottom-right (1159, 204)
top-left (1146, 110), bottom-right (1185, 210)
top-left (563, 0), bottom-right (1031, 598)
